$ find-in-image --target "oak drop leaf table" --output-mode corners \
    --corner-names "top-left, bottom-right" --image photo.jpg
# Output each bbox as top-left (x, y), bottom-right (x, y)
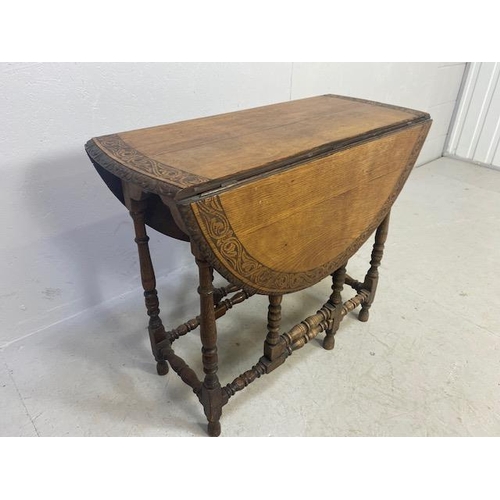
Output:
top-left (85, 95), bottom-right (431, 436)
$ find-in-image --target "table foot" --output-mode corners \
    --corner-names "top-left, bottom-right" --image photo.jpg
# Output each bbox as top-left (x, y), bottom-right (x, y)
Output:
top-left (358, 306), bottom-right (370, 322)
top-left (322, 335), bottom-right (336, 350)
top-left (323, 264), bottom-right (346, 351)
top-left (207, 420), bottom-right (221, 437)
top-left (156, 361), bottom-right (169, 376)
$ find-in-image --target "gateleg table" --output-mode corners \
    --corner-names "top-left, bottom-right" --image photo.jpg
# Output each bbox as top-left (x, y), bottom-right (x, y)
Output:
top-left (85, 94), bottom-right (431, 436)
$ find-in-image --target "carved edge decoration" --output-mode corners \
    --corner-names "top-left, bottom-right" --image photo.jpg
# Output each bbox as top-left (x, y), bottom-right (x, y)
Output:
top-left (178, 121), bottom-right (431, 295)
top-left (85, 134), bottom-right (209, 196)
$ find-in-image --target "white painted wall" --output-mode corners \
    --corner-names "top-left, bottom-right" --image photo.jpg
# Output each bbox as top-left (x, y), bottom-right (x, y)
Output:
top-left (290, 62), bottom-right (466, 165)
top-left (446, 62), bottom-right (500, 168)
top-left (0, 62), bottom-right (465, 347)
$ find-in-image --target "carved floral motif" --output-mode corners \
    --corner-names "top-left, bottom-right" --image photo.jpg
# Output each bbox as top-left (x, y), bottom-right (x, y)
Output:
top-left (182, 123), bottom-right (430, 294)
top-left (87, 134), bottom-right (209, 195)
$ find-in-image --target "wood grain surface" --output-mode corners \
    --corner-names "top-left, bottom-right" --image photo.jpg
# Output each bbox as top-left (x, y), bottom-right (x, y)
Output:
top-left (88, 95), bottom-right (428, 196)
top-left (182, 121), bottom-right (431, 293)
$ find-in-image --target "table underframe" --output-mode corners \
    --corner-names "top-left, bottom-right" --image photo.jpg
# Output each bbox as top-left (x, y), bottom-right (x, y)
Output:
top-left (129, 197), bottom-right (390, 437)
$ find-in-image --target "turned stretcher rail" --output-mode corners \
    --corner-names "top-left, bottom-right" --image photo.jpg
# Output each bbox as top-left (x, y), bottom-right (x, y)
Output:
top-left (345, 274), bottom-right (364, 292)
top-left (214, 283), bottom-right (241, 305)
top-left (222, 288), bottom-right (370, 402)
top-left (342, 290), bottom-right (370, 316)
top-left (161, 287), bottom-right (253, 344)
top-left (160, 346), bottom-right (202, 394)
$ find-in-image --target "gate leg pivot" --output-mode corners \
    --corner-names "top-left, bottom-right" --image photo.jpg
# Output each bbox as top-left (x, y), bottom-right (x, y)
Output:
top-left (359, 212), bottom-right (391, 323)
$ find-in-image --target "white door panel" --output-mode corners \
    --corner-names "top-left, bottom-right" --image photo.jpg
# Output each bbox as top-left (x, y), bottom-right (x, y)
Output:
top-left (446, 62), bottom-right (500, 168)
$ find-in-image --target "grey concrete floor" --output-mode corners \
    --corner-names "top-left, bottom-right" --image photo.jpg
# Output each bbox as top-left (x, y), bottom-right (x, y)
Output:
top-left (1, 156), bottom-right (500, 437)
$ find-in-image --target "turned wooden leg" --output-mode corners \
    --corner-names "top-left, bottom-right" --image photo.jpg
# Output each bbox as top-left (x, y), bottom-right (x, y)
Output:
top-left (264, 295), bottom-right (283, 361)
top-left (129, 198), bottom-right (168, 375)
top-left (323, 263), bottom-right (347, 350)
top-left (192, 243), bottom-right (223, 437)
top-left (359, 211), bottom-right (390, 322)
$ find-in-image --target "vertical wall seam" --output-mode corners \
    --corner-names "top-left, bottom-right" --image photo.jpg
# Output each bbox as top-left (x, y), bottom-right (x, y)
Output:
top-left (487, 108), bottom-right (500, 164)
top-left (468, 62), bottom-right (500, 159)
top-left (444, 62), bottom-right (473, 154)
top-left (491, 129), bottom-right (500, 164)
top-left (480, 66), bottom-right (500, 164)
top-left (456, 63), bottom-right (481, 155)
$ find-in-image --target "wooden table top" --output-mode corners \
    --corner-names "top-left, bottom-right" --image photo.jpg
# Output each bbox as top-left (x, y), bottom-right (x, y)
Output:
top-left (86, 95), bottom-right (431, 294)
top-left (86, 95), bottom-right (429, 199)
